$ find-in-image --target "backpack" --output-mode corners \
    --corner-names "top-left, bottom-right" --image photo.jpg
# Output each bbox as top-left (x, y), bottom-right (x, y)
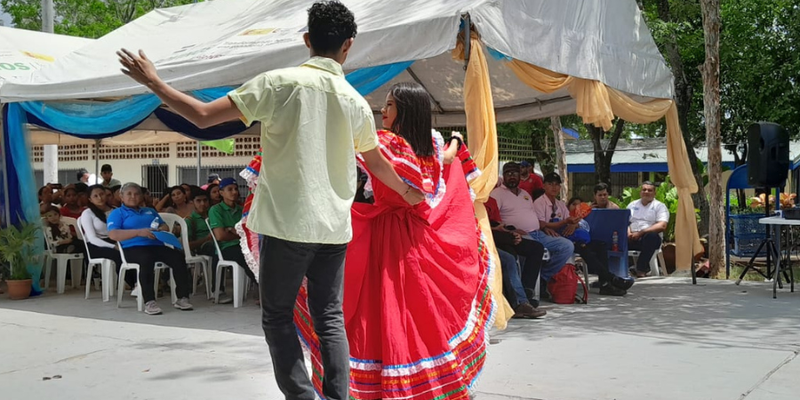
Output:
top-left (547, 263), bottom-right (588, 304)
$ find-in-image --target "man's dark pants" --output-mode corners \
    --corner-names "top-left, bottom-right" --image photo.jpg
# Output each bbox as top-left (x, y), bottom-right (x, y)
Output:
top-left (259, 235), bottom-right (350, 400)
top-left (628, 232), bottom-right (663, 273)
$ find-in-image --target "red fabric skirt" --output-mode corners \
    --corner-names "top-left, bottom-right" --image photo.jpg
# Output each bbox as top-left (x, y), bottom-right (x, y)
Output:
top-left (294, 163), bottom-right (495, 400)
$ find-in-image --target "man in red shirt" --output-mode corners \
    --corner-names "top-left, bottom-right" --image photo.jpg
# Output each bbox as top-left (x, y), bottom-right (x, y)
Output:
top-left (518, 160), bottom-right (543, 198)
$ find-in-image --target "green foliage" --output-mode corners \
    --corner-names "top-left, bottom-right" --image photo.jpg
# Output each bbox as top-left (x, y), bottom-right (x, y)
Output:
top-left (642, 0), bottom-right (800, 147)
top-left (0, 220), bottom-right (41, 280)
top-left (1, 0), bottom-right (198, 38)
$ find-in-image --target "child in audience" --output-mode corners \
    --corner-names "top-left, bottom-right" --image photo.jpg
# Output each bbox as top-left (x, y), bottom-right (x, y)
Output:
top-left (43, 206), bottom-right (86, 258)
top-left (59, 186), bottom-right (86, 219)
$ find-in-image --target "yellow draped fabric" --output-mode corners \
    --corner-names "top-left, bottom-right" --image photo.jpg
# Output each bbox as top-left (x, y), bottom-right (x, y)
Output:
top-left (508, 59), bottom-right (703, 270)
top-left (453, 33), bottom-right (514, 329)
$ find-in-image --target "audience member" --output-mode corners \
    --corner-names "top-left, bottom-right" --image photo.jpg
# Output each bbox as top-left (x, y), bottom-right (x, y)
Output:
top-left (206, 183), bottom-right (221, 205)
top-left (80, 185), bottom-right (134, 288)
top-left (59, 186), bottom-right (87, 219)
top-left (518, 160), bottom-right (543, 197)
top-left (100, 164), bottom-right (122, 187)
top-left (592, 182), bottom-right (620, 209)
top-left (43, 206), bottom-right (86, 260)
top-left (108, 183), bottom-right (193, 315)
top-left (76, 168), bottom-right (90, 184)
top-left (202, 174), bottom-right (221, 190)
top-left (208, 178), bottom-right (256, 302)
top-left (490, 163), bottom-right (569, 287)
top-left (156, 185), bottom-right (195, 218)
top-left (185, 188), bottom-right (215, 258)
top-left (628, 181), bottom-right (669, 277)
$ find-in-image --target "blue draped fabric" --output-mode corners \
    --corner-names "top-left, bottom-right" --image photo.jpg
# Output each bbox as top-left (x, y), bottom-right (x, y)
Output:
top-left (3, 103), bottom-right (45, 294)
top-left (4, 60), bottom-right (413, 226)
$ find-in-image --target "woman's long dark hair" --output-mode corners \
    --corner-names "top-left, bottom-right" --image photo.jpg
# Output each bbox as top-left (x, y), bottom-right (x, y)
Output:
top-left (167, 186), bottom-right (186, 207)
top-left (87, 184), bottom-right (108, 223)
top-left (388, 82), bottom-right (433, 157)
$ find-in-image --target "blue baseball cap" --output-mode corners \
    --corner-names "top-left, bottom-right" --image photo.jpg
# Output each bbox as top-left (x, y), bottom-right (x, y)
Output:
top-left (520, 160), bottom-right (532, 167)
top-left (219, 177), bottom-right (237, 190)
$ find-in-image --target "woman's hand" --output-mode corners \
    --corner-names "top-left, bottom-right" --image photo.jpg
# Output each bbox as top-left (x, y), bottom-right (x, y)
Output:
top-left (402, 186), bottom-right (425, 206)
top-left (138, 228), bottom-right (156, 239)
top-left (117, 49), bottom-right (162, 88)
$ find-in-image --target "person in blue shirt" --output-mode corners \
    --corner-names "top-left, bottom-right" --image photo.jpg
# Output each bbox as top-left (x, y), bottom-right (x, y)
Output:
top-left (108, 183), bottom-right (194, 315)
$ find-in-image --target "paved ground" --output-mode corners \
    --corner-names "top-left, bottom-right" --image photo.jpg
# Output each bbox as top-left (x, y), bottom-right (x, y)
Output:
top-left (1, 277), bottom-right (799, 400)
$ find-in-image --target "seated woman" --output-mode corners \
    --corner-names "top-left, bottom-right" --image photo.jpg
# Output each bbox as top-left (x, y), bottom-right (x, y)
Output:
top-left (108, 183), bottom-right (194, 315)
top-left (59, 186), bottom-right (86, 219)
top-left (155, 185), bottom-right (195, 218)
top-left (79, 185), bottom-right (135, 288)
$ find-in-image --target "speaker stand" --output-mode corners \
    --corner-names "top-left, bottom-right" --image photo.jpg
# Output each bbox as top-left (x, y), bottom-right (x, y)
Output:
top-left (736, 189), bottom-right (778, 284)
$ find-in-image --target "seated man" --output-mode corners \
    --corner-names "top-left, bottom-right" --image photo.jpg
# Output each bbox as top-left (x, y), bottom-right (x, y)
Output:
top-left (185, 187), bottom-right (214, 257)
top-left (485, 197), bottom-right (546, 316)
top-left (533, 175), bottom-right (632, 296)
top-left (627, 181), bottom-right (669, 277)
top-left (592, 182), bottom-right (620, 209)
top-left (208, 178), bottom-right (257, 299)
top-left (490, 162), bottom-right (568, 287)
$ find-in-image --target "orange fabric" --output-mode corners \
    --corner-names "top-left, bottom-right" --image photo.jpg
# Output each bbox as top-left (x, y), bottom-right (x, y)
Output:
top-left (453, 32), bottom-right (513, 328)
top-left (507, 59), bottom-right (702, 270)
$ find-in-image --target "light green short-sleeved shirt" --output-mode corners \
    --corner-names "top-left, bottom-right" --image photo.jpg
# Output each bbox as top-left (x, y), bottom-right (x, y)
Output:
top-left (228, 57), bottom-right (379, 244)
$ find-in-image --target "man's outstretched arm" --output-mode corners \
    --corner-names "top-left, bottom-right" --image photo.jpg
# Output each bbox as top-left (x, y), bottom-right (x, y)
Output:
top-left (117, 49), bottom-right (242, 128)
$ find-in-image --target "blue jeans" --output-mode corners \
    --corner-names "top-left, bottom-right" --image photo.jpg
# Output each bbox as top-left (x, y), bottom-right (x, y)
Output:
top-left (498, 248), bottom-right (528, 307)
top-left (529, 230), bottom-right (574, 281)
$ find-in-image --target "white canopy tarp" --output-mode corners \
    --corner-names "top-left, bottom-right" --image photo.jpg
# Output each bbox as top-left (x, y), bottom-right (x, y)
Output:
top-left (0, 26), bottom-right (92, 81)
top-left (0, 0), bottom-right (673, 127)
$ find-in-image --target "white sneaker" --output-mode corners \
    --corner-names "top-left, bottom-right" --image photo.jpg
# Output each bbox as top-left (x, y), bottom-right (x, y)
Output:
top-left (131, 285), bottom-right (141, 297)
top-left (173, 297), bottom-right (193, 311)
top-left (144, 301), bottom-right (162, 315)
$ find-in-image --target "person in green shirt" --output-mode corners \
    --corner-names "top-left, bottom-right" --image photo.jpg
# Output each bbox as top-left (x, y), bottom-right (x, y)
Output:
top-left (208, 178), bottom-right (255, 285)
top-left (185, 188), bottom-right (214, 256)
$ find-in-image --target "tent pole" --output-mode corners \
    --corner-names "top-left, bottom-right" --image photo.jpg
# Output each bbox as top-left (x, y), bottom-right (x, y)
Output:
top-left (95, 139), bottom-right (100, 184)
top-left (462, 14), bottom-right (471, 70)
top-left (197, 141), bottom-right (201, 185)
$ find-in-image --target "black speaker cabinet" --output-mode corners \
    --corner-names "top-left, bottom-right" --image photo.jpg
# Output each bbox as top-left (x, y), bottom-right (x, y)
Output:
top-left (747, 122), bottom-right (790, 188)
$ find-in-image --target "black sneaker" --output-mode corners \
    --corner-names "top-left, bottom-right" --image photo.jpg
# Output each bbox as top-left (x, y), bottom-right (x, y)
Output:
top-left (611, 276), bottom-right (635, 290)
top-left (599, 283), bottom-right (626, 296)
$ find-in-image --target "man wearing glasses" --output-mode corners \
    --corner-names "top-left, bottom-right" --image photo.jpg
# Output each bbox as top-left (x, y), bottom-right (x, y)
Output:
top-left (490, 164), bottom-right (570, 285)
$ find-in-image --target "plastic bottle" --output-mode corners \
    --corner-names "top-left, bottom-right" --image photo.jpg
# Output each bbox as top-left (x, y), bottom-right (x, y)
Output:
top-left (612, 231), bottom-right (619, 252)
top-left (150, 218), bottom-right (160, 230)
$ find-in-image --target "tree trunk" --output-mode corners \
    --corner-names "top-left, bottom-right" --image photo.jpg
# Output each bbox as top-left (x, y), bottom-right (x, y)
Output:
top-left (588, 120), bottom-right (625, 187)
top-left (550, 116), bottom-right (569, 199)
top-left (700, 0), bottom-right (723, 276)
top-left (657, 0), bottom-right (710, 237)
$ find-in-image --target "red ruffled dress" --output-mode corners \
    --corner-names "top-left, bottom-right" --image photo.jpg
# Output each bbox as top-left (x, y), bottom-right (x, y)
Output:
top-left (237, 131), bottom-right (495, 400)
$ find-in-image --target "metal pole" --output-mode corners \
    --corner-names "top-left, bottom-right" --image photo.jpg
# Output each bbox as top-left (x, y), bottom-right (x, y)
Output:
top-left (197, 141), bottom-right (202, 185)
top-left (42, 0), bottom-right (58, 185)
top-left (95, 139), bottom-right (100, 184)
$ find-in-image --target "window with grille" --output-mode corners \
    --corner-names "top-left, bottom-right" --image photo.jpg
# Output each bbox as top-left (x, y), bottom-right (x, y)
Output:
top-left (176, 136), bottom-right (260, 158)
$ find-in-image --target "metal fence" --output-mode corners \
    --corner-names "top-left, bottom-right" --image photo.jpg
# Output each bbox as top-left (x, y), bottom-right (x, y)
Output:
top-left (142, 165), bottom-right (169, 199)
top-left (570, 172), bottom-right (640, 203)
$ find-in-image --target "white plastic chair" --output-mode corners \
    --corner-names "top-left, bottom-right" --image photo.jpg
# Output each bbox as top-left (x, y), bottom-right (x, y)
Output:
top-left (76, 220), bottom-right (116, 301)
top-left (629, 249), bottom-right (667, 277)
top-left (206, 219), bottom-right (248, 308)
top-left (116, 244), bottom-right (177, 312)
top-left (42, 217), bottom-right (85, 294)
top-left (159, 213), bottom-right (212, 299)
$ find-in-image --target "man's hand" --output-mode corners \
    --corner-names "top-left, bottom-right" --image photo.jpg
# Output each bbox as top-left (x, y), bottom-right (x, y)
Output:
top-left (567, 216), bottom-right (581, 224)
top-left (629, 231), bottom-right (643, 241)
top-left (117, 49), bottom-right (162, 88)
top-left (512, 232), bottom-right (522, 245)
top-left (562, 224), bottom-right (577, 237)
top-left (513, 229), bottom-right (529, 237)
top-left (543, 227), bottom-right (560, 237)
top-left (402, 187), bottom-right (425, 206)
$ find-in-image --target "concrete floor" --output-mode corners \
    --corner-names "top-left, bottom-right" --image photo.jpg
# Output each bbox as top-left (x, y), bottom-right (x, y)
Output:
top-left (1, 277), bottom-right (799, 400)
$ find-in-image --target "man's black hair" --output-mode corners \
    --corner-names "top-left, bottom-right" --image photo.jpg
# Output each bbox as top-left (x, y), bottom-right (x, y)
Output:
top-left (101, 164), bottom-right (113, 173)
top-left (77, 168), bottom-right (89, 181)
top-left (307, 1), bottom-right (357, 55)
top-left (594, 182), bottom-right (610, 194)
